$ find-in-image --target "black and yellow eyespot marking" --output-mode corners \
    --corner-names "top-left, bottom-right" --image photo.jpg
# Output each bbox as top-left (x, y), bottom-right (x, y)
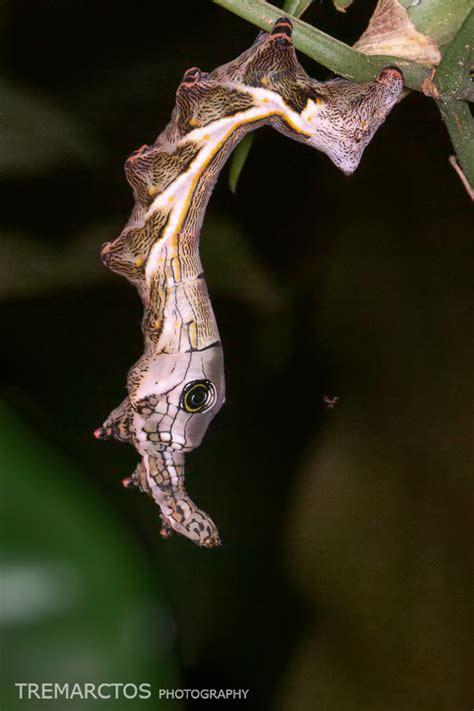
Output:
top-left (181, 380), bottom-right (216, 413)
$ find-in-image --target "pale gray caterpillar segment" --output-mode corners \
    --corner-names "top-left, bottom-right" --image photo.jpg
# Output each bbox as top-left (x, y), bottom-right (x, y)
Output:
top-left (96, 17), bottom-right (404, 547)
top-left (130, 349), bottom-right (225, 455)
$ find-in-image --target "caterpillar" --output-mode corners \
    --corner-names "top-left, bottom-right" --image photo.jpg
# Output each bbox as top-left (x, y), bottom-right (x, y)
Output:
top-left (95, 17), bottom-right (403, 548)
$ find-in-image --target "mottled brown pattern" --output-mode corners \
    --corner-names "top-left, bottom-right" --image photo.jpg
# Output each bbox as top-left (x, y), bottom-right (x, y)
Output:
top-left (96, 18), bottom-right (403, 547)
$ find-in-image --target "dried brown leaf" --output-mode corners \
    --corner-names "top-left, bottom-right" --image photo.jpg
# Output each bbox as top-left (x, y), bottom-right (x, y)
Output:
top-left (354, 0), bottom-right (441, 66)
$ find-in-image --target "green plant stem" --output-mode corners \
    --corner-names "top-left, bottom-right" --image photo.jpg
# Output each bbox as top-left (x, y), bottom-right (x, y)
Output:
top-left (213, 0), bottom-right (472, 99)
top-left (283, 0), bottom-right (312, 16)
top-left (214, 0), bottom-right (426, 88)
top-left (434, 9), bottom-right (474, 97)
top-left (433, 9), bottom-right (474, 194)
top-left (400, 0), bottom-right (472, 48)
top-left (228, 0), bottom-right (311, 193)
top-left (436, 98), bottom-right (474, 189)
top-left (216, 0), bottom-right (474, 194)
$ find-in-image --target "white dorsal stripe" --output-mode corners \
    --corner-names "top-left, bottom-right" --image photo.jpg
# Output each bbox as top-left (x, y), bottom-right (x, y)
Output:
top-left (144, 86), bottom-right (320, 285)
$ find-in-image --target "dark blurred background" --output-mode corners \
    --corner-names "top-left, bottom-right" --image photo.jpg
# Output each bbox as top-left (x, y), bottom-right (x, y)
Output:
top-left (1, 1), bottom-right (473, 710)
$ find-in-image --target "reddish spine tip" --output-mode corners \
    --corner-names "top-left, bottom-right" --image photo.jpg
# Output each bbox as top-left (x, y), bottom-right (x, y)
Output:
top-left (272, 17), bottom-right (293, 38)
top-left (180, 67), bottom-right (202, 89)
top-left (378, 66), bottom-right (404, 84)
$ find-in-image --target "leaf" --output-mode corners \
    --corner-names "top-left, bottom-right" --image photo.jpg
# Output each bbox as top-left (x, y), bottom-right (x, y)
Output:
top-left (201, 212), bottom-right (284, 313)
top-left (333, 0), bottom-right (354, 12)
top-left (0, 80), bottom-right (100, 176)
top-left (0, 223), bottom-right (115, 300)
top-left (354, 0), bottom-right (441, 66)
top-left (283, 0), bottom-right (314, 17)
top-left (228, 134), bottom-right (254, 194)
top-left (228, 0), bottom-right (315, 193)
top-left (400, 0), bottom-right (472, 48)
top-left (0, 402), bottom-right (180, 709)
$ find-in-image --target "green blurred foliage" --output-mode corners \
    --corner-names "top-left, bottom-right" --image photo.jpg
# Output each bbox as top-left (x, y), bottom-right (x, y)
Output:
top-left (0, 403), bottom-right (180, 710)
top-left (0, 80), bottom-right (100, 177)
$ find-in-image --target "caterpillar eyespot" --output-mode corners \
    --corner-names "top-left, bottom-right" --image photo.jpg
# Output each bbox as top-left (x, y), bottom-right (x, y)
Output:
top-left (95, 17), bottom-right (403, 548)
top-left (181, 380), bottom-right (216, 414)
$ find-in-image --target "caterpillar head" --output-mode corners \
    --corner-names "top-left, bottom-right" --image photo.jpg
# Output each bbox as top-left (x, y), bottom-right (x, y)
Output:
top-left (130, 346), bottom-right (225, 454)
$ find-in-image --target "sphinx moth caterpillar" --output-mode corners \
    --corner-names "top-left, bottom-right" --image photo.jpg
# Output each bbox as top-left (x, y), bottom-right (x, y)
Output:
top-left (95, 17), bottom-right (403, 547)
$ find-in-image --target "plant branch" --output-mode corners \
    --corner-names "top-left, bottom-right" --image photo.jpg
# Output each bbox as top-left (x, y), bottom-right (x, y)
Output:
top-left (228, 0), bottom-right (312, 193)
top-left (449, 155), bottom-right (474, 199)
top-left (436, 98), bottom-right (474, 194)
top-left (283, 0), bottom-right (313, 17)
top-left (213, 0), bottom-right (472, 99)
top-left (400, 0), bottom-right (472, 49)
top-left (214, 0), bottom-right (424, 84)
top-left (432, 9), bottom-right (474, 196)
top-left (216, 0), bottom-right (474, 195)
top-left (434, 9), bottom-right (474, 97)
